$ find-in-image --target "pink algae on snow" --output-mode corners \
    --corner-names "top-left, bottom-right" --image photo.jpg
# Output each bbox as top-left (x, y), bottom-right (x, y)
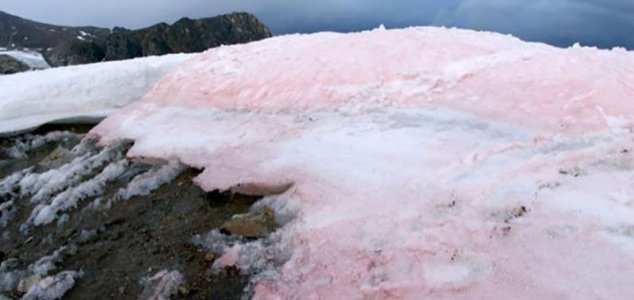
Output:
top-left (92, 27), bottom-right (634, 299)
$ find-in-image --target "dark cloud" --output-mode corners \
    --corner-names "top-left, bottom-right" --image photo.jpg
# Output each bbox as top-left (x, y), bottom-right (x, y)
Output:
top-left (432, 0), bottom-right (634, 49)
top-left (1, 0), bottom-right (633, 49)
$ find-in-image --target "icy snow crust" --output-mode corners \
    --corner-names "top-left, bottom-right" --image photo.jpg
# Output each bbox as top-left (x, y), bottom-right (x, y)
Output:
top-left (93, 27), bottom-right (634, 299)
top-left (0, 54), bottom-right (194, 135)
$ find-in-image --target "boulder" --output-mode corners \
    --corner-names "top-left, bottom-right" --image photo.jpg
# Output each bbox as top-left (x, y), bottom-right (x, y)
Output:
top-left (0, 54), bottom-right (29, 74)
top-left (43, 40), bottom-right (105, 67)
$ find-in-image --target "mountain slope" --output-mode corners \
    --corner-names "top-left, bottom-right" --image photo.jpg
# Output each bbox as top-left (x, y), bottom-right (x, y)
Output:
top-left (0, 10), bottom-right (271, 68)
top-left (0, 10), bottom-right (109, 49)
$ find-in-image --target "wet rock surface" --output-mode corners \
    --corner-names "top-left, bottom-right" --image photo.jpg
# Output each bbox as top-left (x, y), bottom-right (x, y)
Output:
top-left (0, 124), bottom-right (281, 299)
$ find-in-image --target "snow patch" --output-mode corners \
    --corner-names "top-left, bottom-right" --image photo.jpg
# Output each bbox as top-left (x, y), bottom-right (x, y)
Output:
top-left (0, 50), bottom-right (49, 69)
top-left (114, 160), bottom-right (185, 201)
top-left (139, 270), bottom-right (183, 300)
top-left (85, 26), bottom-right (634, 298)
top-left (0, 53), bottom-right (195, 134)
top-left (22, 271), bottom-right (81, 300)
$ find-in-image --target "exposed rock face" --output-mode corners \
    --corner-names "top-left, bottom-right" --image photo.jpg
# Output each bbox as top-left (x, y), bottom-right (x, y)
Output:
top-left (44, 40), bottom-right (106, 66)
top-left (0, 54), bottom-right (29, 74)
top-left (0, 10), bottom-right (109, 49)
top-left (103, 13), bottom-right (272, 61)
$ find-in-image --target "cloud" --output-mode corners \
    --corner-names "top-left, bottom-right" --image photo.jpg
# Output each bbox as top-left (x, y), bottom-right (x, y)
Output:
top-left (1, 0), bottom-right (633, 49)
top-left (432, 0), bottom-right (634, 48)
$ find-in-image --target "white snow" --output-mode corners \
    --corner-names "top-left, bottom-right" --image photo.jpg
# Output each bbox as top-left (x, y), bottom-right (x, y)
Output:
top-left (114, 160), bottom-right (184, 201)
top-left (0, 50), bottom-right (49, 69)
top-left (22, 271), bottom-right (81, 300)
top-left (0, 53), bottom-right (195, 134)
top-left (91, 26), bottom-right (634, 299)
top-left (20, 140), bottom-right (125, 205)
top-left (30, 247), bottom-right (67, 277)
top-left (30, 159), bottom-right (128, 225)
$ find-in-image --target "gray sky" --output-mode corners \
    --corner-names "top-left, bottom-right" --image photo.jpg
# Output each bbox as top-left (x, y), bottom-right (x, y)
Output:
top-left (1, 0), bottom-right (633, 49)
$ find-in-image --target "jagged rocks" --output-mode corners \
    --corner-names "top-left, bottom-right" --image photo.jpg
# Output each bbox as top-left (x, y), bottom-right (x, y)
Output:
top-left (103, 12), bottom-right (271, 61)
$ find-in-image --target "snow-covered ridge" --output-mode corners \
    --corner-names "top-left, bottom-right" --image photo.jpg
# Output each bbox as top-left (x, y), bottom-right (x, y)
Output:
top-left (89, 26), bottom-right (634, 299)
top-left (0, 53), bottom-right (195, 135)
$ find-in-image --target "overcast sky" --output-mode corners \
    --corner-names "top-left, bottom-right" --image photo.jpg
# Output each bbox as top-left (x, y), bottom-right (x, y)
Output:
top-left (1, 0), bottom-right (633, 49)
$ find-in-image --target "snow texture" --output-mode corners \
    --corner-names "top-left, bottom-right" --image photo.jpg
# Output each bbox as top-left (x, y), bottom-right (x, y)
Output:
top-left (0, 53), bottom-right (195, 134)
top-left (22, 271), bottom-right (81, 300)
top-left (0, 246), bottom-right (68, 294)
top-left (2, 131), bottom-right (81, 159)
top-left (29, 159), bottom-right (129, 225)
top-left (20, 140), bottom-right (126, 205)
top-left (0, 200), bottom-right (15, 228)
top-left (0, 259), bottom-right (25, 292)
top-left (113, 160), bottom-right (185, 201)
top-left (139, 270), bottom-right (183, 300)
top-left (73, 26), bottom-right (634, 298)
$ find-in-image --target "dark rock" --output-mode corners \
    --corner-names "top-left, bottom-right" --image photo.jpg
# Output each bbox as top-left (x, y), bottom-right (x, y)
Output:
top-left (0, 54), bottom-right (29, 74)
top-left (103, 12), bottom-right (272, 61)
top-left (44, 40), bottom-right (105, 67)
top-left (103, 32), bottom-right (143, 61)
top-left (0, 10), bottom-right (110, 49)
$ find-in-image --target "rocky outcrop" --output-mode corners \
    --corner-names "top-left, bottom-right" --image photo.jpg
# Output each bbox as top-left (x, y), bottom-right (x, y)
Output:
top-left (103, 12), bottom-right (271, 61)
top-left (0, 54), bottom-right (29, 74)
top-left (44, 40), bottom-right (105, 66)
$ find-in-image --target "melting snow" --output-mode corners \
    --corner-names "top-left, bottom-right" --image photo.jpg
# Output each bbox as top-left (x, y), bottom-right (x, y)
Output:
top-left (21, 271), bottom-right (81, 300)
top-left (90, 26), bottom-right (634, 299)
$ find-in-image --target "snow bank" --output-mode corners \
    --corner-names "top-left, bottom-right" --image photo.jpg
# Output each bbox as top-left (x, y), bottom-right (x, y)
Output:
top-left (93, 27), bottom-right (634, 299)
top-left (0, 50), bottom-right (50, 69)
top-left (0, 53), bottom-right (195, 135)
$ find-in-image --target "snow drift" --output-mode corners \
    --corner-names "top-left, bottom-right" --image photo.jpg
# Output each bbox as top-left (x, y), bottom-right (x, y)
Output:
top-left (0, 49), bottom-right (50, 70)
top-left (90, 27), bottom-right (634, 299)
top-left (0, 54), bottom-right (194, 135)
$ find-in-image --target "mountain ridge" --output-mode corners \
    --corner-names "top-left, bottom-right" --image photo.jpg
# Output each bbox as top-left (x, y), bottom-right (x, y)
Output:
top-left (0, 10), bottom-right (271, 68)
top-left (0, 10), bottom-right (110, 49)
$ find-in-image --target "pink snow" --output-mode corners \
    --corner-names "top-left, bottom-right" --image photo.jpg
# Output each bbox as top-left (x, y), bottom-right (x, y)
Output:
top-left (92, 27), bottom-right (634, 299)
